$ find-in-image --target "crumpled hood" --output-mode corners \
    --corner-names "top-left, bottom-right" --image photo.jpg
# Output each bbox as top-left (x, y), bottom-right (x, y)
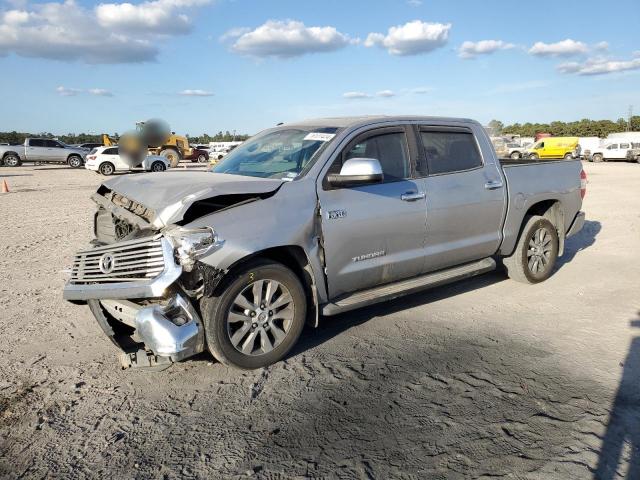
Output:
top-left (100, 171), bottom-right (284, 227)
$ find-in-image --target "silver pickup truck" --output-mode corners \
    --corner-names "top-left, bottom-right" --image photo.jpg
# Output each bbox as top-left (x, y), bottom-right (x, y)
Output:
top-left (0, 138), bottom-right (87, 168)
top-left (63, 116), bottom-right (586, 370)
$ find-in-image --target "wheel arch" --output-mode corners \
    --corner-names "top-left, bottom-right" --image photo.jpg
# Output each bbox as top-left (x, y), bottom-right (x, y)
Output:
top-left (211, 245), bottom-right (320, 328)
top-left (2, 150), bottom-right (21, 159)
top-left (502, 198), bottom-right (566, 257)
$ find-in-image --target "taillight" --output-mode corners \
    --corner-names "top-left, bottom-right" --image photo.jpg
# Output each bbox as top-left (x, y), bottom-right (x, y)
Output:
top-left (580, 169), bottom-right (587, 199)
top-left (87, 155), bottom-right (96, 160)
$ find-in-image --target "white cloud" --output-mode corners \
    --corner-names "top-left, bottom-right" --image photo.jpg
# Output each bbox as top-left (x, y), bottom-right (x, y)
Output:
top-left (56, 85), bottom-right (81, 96)
top-left (376, 90), bottom-right (395, 97)
top-left (57, 86), bottom-right (114, 96)
top-left (0, 0), bottom-right (208, 63)
top-left (96, 0), bottom-right (210, 35)
top-left (594, 41), bottom-right (609, 51)
top-left (407, 0), bottom-right (422, 6)
top-left (88, 88), bottom-right (113, 96)
top-left (343, 91), bottom-right (371, 99)
top-left (528, 39), bottom-right (588, 57)
top-left (411, 86), bottom-right (433, 94)
top-left (557, 56), bottom-right (640, 76)
top-left (458, 40), bottom-right (514, 59)
top-left (487, 80), bottom-right (549, 95)
top-left (179, 89), bottom-right (214, 96)
top-left (225, 20), bottom-right (352, 58)
top-left (365, 20), bottom-right (451, 56)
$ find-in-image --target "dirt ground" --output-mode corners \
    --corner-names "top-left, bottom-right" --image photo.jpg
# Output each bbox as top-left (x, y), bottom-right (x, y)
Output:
top-left (0, 161), bottom-right (639, 479)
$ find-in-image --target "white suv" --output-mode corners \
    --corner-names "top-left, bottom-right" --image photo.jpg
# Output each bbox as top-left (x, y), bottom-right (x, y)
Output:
top-left (590, 141), bottom-right (640, 163)
top-left (84, 146), bottom-right (169, 175)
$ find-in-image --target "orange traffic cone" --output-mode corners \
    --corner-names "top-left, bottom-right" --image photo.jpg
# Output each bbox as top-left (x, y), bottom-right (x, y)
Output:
top-left (1, 179), bottom-right (8, 193)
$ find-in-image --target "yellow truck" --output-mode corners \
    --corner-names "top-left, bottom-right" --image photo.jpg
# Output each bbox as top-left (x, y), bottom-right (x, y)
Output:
top-left (526, 137), bottom-right (580, 160)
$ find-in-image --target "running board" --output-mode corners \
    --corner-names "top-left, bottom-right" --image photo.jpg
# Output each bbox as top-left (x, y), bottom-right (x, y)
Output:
top-left (321, 257), bottom-right (496, 316)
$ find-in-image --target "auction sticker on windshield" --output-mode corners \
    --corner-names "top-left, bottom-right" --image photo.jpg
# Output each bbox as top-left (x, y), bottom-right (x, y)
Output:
top-left (304, 132), bottom-right (336, 142)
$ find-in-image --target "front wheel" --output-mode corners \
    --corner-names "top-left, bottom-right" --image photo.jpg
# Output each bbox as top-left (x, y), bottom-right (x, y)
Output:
top-left (502, 215), bottom-right (559, 284)
top-left (510, 151), bottom-right (521, 160)
top-left (68, 155), bottom-right (83, 168)
top-left (150, 161), bottom-right (166, 172)
top-left (160, 149), bottom-right (180, 168)
top-left (200, 260), bottom-right (307, 370)
top-left (197, 154), bottom-right (207, 163)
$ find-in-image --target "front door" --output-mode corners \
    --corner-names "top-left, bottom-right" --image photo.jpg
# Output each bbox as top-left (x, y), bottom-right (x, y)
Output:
top-left (318, 126), bottom-right (428, 299)
top-left (417, 126), bottom-right (506, 272)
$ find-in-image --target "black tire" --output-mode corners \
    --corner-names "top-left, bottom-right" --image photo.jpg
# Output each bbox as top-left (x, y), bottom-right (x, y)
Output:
top-left (510, 151), bottom-right (521, 160)
top-left (3, 154), bottom-right (21, 167)
top-left (68, 155), bottom-right (83, 168)
top-left (99, 162), bottom-right (115, 175)
top-left (200, 260), bottom-right (307, 370)
top-left (592, 153), bottom-right (603, 163)
top-left (150, 161), bottom-right (166, 172)
top-left (564, 153), bottom-right (573, 160)
top-left (197, 154), bottom-right (207, 163)
top-left (502, 215), bottom-right (559, 284)
top-left (529, 153), bottom-right (539, 160)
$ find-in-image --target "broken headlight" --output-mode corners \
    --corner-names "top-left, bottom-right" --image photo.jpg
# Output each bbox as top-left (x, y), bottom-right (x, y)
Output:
top-left (165, 227), bottom-right (222, 272)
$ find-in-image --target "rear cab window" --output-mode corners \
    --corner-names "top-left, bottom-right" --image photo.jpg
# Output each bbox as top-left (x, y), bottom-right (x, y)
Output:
top-left (417, 128), bottom-right (483, 176)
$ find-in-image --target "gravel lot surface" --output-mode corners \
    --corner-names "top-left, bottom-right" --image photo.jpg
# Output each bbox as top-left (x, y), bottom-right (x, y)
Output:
top-left (0, 162), bottom-right (638, 479)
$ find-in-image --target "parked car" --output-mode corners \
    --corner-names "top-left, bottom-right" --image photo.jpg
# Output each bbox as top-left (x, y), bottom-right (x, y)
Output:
top-left (526, 137), bottom-right (580, 159)
top-left (625, 148), bottom-right (640, 163)
top-left (0, 138), bottom-right (86, 167)
top-left (84, 146), bottom-right (169, 175)
top-left (506, 142), bottom-right (531, 160)
top-left (184, 148), bottom-right (210, 164)
top-left (589, 141), bottom-right (640, 162)
top-left (63, 116), bottom-right (586, 370)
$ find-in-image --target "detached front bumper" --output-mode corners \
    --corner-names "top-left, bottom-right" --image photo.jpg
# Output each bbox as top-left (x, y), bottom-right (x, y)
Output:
top-left (64, 235), bottom-right (205, 364)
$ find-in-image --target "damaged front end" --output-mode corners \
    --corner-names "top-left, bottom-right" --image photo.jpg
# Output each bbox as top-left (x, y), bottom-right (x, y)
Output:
top-left (64, 192), bottom-right (227, 369)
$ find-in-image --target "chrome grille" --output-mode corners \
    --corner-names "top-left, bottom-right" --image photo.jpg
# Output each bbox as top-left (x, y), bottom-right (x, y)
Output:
top-left (71, 235), bottom-right (167, 284)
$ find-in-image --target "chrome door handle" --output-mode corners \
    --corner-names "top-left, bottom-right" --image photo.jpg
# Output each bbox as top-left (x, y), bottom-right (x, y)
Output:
top-left (484, 180), bottom-right (503, 190)
top-left (401, 191), bottom-right (426, 202)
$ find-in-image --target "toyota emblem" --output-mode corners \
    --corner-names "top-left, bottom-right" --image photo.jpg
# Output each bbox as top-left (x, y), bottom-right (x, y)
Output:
top-left (99, 253), bottom-right (116, 274)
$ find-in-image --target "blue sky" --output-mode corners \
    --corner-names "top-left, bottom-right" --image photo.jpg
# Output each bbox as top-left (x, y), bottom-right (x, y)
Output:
top-left (0, 0), bottom-right (638, 135)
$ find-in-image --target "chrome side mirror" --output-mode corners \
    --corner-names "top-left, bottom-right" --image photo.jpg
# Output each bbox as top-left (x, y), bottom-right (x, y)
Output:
top-left (327, 158), bottom-right (384, 188)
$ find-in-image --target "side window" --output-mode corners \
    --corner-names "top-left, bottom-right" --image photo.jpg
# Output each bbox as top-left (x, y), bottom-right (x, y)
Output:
top-left (338, 132), bottom-right (410, 183)
top-left (104, 148), bottom-right (118, 155)
top-left (43, 140), bottom-right (58, 148)
top-left (419, 131), bottom-right (483, 175)
top-left (607, 144), bottom-right (618, 150)
top-left (620, 143), bottom-right (630, 149)
top-left (29, 139), bottom-right (45, 147)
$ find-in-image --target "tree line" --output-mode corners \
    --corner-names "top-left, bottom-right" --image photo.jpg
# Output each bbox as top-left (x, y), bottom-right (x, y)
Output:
top-left (0, 130), bottom-right (250, 145)
top-left (490, 116), bottom-right (640, 138)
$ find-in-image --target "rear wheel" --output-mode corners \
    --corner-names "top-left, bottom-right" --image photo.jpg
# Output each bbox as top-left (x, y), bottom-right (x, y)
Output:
top-left (591, 153), bottom-right (603, 163)
top-left (502, 215), bottom-right (559, 284)
top-left (510, 151), bottom-right (521, 160)
top-left (200, 260), bottom-right (307, 370)
top-left (564, 153), bottom-right (573, 160)
top-left (68, 155), bottom-right (83, 168)
top-left (529, 153), bottom-right (539, 160)
top-left (99, 162), bottom-right (115, 175)
top-left (3, 154), bottom-right (20, 167)
top-left (197, 154), bottom-right (207, 163)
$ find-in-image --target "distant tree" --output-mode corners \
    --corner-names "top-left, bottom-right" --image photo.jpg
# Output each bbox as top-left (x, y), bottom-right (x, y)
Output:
top-left (487, 119), bottom-right (504, 135)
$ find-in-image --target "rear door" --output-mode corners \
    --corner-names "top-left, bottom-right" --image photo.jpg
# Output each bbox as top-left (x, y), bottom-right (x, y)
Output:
top-left (101, 147), bottom-right (124, 170)
top-left (318, 126), bottom-right (428, 298)
top-left (417, 125), bottom-right (506, 272)
top-left (25, 139), bottom-right (49, 161)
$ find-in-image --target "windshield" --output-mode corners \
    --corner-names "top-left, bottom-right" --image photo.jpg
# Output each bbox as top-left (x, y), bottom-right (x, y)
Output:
top-left (211, 127), bottom-right (339, 179)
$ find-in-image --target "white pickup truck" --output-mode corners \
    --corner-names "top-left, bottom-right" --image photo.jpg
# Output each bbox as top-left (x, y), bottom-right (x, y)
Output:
top-left (0, 138), bottom-right (87, 168)
top-left (589, 140), bottom-right (640, 162)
